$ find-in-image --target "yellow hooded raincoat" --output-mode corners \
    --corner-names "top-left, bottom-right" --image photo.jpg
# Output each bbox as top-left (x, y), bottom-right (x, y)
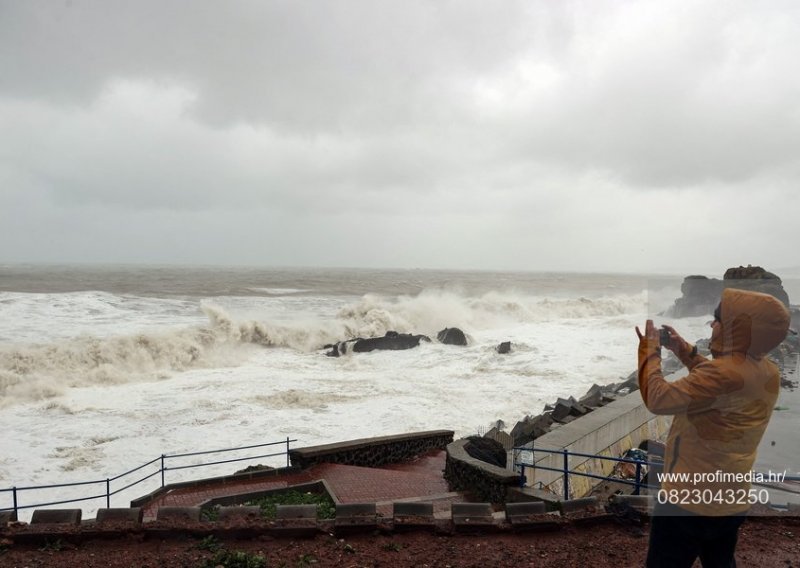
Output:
top-left (638, 288), bottom-right (790, 515)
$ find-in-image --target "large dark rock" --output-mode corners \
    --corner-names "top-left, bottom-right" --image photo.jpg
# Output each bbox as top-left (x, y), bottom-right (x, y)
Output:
top-left (437, 327), bottom-right (468, 346)
top-left (326, 331), bottom-right (431, 357)
top-left (510, 413), bottom-right (554, 446)
top-left (464, 436), bottom-right (507, 468)
top-left (496, 341), bottom-right (512, 354)
top-left (666, 266), bottom-right (791, 318)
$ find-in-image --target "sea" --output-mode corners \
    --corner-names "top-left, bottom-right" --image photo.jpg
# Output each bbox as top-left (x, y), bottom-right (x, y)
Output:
top-left (1, 264), bottom-right (797, 518)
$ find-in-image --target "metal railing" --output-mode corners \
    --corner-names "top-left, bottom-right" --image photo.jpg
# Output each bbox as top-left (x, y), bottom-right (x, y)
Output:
top-left (513, 445), bottom-right (660, 500)
top-left (513, 445), bottom-right (800, 502)
top-left (0, 437), bottom-right (296, 519)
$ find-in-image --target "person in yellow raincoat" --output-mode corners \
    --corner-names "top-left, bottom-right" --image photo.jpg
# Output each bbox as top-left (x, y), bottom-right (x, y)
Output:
top-left (636, 288), bottom-right (790, 567)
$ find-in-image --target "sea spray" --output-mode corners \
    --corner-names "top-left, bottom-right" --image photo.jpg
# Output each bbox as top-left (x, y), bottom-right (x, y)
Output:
top-left (0, 288), bottom-right (653, 407)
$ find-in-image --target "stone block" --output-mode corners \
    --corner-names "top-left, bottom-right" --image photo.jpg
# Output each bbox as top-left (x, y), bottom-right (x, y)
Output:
top-left (393, 502), bottom-right (434, 517)
top-left (217, 506), bottom-right (262, 522)
top-left (559, 497), bottom-right (599, 514)
top-left (609, 495), bottom-right (654, 514)
top-left (95, 508), bottom-right (143, 525)
top-left (156, 507), bottom-right (201, 522)
top-left (273, 504), bottom-right (319, 537)
top-left (579, 389), bottom-right (603, 408)
top-left (505, 501), bottom-right (562, 531)
top-left (276, 504), bottom-right (317, 519)
top-left (506, 501), bottom-right (546, 517)
top-left (451, 503), bottom-right (495, 532)
top-left (560, 497), bottom-right (612, 525)
top-left (0, 510), bottom-right (18, 524)
top-left (392, 501), bottom-right (435, 531)
top-left (512, 414), bottom-right (554, 446)
top-left (335, 502), bottom-right (378, 534)
top-left (550, 403), bottom-right (572, 422)
top-left (30, 509), bottom-right (82, 525)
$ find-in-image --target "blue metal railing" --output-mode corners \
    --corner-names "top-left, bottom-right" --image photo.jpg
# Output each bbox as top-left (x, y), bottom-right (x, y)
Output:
top-left (0, 437), bottom-right (296, 519)
top-left (513, 445), bottom-right (800, 501)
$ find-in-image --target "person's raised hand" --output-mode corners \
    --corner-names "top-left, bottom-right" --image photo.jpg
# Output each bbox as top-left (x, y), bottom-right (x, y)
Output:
top-left (636, 319), bottom-right (660, 353)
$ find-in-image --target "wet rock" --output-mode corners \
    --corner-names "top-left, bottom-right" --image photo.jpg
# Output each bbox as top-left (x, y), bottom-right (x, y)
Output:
top-left (496, 341), bottom-right (512, 354)
top-left (579, 384), bottom-right (608, 408)
top-left (326, 331), bottom-right (431, 356)
top-left (437, 327), bottom-right (468, 346)
top-left (510, 413), bottom-right (554, 446)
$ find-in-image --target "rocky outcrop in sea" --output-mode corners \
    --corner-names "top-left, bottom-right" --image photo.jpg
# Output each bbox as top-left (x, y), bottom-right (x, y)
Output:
top-left (665, 265), bottom-right (791, 318)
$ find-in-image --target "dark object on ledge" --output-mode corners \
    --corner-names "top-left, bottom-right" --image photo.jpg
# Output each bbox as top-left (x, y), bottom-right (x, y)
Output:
top-left (464, 435), bottom-right (507, 468)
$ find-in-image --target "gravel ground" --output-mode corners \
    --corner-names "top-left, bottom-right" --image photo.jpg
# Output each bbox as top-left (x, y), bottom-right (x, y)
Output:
top-left (1, 515), bottom-right (798, 567)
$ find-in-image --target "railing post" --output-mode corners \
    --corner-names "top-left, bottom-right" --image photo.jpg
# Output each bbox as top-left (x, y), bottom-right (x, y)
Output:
top-left (12, 487), bottom-right (17, 519)
top-left (519, 464), bottom-right (526, 488)
top-left (563, 450), bottom-right (570, 501)
top-left (161, 454), bottom-right (166, 487)
top-left (106, 478), bottom-right (111, 508)
top-left (286, 437), bottom-right (290, 468)
top-left (634, 462), bottom-right (642, 495)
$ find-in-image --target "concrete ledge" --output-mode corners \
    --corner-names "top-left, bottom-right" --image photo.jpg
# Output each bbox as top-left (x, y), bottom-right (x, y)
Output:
top-left (392, 502), bottom-right (435, 532)
top-left (559, 497), bottom-right (613, 525)
top-left (451, 503), bottom-right (496, 533)
top-left (444, 438), bottom-right (521, 503)
top-left (156, 507), bottom-right (201, 522)
top-left (199, 480), bottom-right (338, 514)
top-left (273, 504), bottom-right (319, 537)
top-left (30, 509), bottom-right (82, 525)
top-left (0, 510), bottom-right (18, 524)
top-left (609, 494), bottom-right (654, 514)
top-left (559, 497), bottom-right (599, 515)
top-left (217, 506), bottom-right (262, 521)
top-left (289, 430), bottom-right (454, 469)
top-left (96, 508), bottom-right (143, 525)
top-left (276, 504), bottom-right (317, 519)
top-left (505, 502), bottom-right (564, 532)
top-left (335, 503), bottom-right (378, 534)
top-left (506, 501), bottom-right (546, 517)
top-left (130, 465), bottom-right (300, 509)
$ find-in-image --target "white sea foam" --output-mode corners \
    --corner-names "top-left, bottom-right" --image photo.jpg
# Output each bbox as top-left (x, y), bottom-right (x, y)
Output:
top-left (0, 288), bottom-right (655, 407)
top-left (0, 272), bottom-right (723, 520)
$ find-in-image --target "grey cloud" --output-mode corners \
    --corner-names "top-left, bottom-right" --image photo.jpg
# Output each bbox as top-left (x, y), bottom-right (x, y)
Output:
top-left (1, 0), bottom-right (799, 272)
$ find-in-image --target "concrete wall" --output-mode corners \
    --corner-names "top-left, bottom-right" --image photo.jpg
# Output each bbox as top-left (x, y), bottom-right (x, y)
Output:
top-left (289, 430), bottom-right (454, 469)
top-left (444, 439), bottom-right (521, 504)
top-left (516, 394), bottom-right (671, 499)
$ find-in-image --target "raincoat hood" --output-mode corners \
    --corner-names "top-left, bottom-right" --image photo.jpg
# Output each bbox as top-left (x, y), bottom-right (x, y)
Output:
top-left (710, 288), bottom-right (790, 358)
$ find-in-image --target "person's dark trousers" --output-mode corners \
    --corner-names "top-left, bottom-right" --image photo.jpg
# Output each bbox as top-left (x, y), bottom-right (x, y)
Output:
top-left (646, 503), bottom-right (746, 568)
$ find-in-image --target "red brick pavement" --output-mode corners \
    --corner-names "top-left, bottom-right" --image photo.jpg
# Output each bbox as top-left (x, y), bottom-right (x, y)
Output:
top-left (141, 450), bottom-right (458, 520)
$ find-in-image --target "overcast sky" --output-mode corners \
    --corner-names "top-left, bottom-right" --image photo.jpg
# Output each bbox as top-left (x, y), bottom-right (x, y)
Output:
top-left (1, 0), bottom-right (798, 275)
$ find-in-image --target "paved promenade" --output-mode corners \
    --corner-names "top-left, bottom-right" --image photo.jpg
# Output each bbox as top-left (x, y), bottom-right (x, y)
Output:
top-left (141, 449), bottom-right (463, 520)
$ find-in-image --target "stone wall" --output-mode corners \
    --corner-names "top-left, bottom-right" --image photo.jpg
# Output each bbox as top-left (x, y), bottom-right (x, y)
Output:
top-left (444, 439), bottom-right (521, 504)
top-left (289, 430), bottom-right (454, 469)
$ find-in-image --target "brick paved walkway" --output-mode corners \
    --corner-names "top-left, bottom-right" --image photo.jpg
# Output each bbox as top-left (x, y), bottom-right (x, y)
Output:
top-left (141, 450), bottom-right (461, 520)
